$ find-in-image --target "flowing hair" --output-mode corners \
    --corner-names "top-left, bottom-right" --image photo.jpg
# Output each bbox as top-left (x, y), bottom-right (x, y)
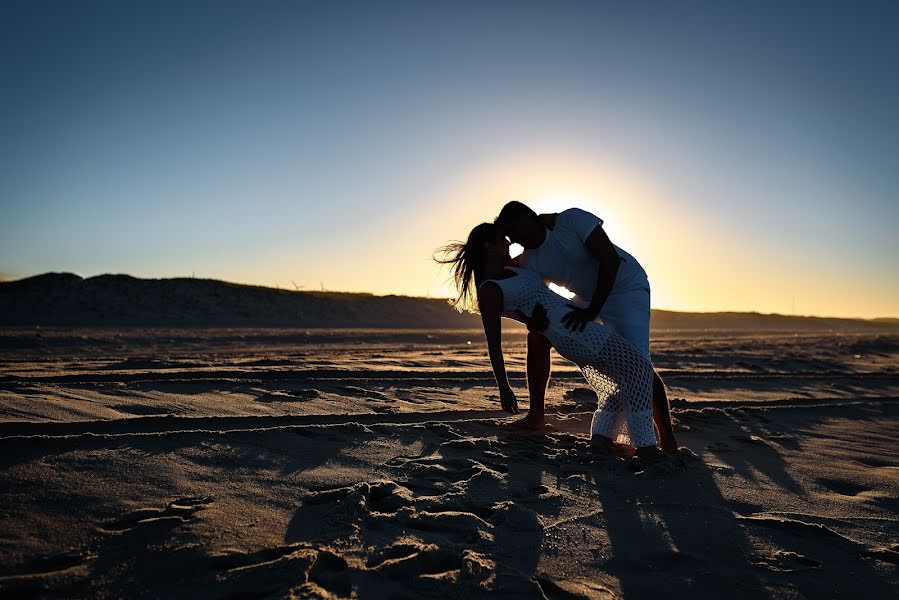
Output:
top-left (434, 222), bottom-right (498, 313)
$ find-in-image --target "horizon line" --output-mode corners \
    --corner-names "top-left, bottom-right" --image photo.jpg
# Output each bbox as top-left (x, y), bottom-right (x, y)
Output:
top-left (2, 271), bottom-right (897, 322)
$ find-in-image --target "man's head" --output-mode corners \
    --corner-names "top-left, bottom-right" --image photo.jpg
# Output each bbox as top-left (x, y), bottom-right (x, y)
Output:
top-left (495, 201), bottom-right (546, 249)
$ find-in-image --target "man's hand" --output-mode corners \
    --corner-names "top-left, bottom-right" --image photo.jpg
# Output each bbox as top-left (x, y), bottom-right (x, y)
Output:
top-left (516, 303), bottom-right (549, 333)
top-left (499, 387), bottom-right (519, 414)
top-left (561, 304), bottom-right (598, 332)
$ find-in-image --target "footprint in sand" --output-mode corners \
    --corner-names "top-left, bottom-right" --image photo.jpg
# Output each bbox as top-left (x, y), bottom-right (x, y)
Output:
top-left (815, 478), bottom-right (897, 510)
top-left (304, 481), bottom-right (417, 514)
top-left (0, 548), bottom-right (94, 585)
top-left (375, 507), bottom-right (492, 544)
top-left (211, 544), bottom-right (352, 596)
top-left (706, 441), bottom-right (733, 452)
top-left (341, 385), bottom-right (392, 401)
top-left (366, 541), bottom-right (462, 580)
top-left (365, 541), bottom-right (494, 589)
top-left (752, 549), bottom-right (821, 572)
top-left (210, 543), bottom-right (317, 572)
top-left (99, 496), bottom-right (213, 533)
top-left (0, 549), bottom-right (96, 598)
top-left (816, 477), bottom-right (870, 497)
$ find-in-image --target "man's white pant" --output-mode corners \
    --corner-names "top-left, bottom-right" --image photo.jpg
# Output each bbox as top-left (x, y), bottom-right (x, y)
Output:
top-left (598, 285), bottom-right (652, 360)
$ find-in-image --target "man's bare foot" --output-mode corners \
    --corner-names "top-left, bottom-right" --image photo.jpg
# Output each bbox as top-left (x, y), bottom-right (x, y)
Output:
top-left (660, 437), bottom-right (679, 454)
top-left (508, 413), bottom-right (546, 431)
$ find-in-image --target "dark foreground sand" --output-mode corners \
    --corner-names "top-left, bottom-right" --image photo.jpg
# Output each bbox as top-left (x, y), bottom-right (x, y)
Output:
top-left (1, 328), bottom-right (897, 598)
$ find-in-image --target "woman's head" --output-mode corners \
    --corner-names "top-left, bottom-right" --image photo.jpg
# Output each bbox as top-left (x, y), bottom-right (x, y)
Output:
top-left (435, 222), bottom-right (509, 311)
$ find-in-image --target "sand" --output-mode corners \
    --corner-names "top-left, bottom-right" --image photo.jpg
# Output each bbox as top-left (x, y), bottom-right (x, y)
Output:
top-left (1, 327), bottom-right (897, 598)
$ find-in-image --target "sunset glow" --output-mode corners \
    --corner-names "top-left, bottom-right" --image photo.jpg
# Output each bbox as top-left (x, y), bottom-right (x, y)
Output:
top-left (1, 2), bottom-right (896, 318)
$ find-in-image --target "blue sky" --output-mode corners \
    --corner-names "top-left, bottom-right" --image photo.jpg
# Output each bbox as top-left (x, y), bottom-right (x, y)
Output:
top-left (2, 1), bottom-right (897, 317)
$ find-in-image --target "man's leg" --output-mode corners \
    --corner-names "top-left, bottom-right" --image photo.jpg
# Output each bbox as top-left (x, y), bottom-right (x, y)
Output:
top-left (514, 331), bottom-right (551, 428)
top-left (652, 371), bottom-right (678, 453)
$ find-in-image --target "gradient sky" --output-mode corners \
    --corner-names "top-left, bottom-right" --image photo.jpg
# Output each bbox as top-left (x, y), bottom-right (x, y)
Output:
top-left (2, 1), bottom-right (897, 318)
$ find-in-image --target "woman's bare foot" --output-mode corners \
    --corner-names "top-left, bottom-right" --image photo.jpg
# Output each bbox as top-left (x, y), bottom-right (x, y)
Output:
top-left (589, 436), bottom-right (634, 457)
top-left (589, 435), bottom-right (614, 450)
top-left (507, 412), bottom-right (546, 431)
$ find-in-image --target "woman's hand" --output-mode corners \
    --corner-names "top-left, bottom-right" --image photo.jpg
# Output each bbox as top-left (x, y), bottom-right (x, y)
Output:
top-left (528, 303), bottom-right (549, 332)
top-left (499, 386), bottom-right (519, 414)
top-left (515, 302), bottom-right (549, 333)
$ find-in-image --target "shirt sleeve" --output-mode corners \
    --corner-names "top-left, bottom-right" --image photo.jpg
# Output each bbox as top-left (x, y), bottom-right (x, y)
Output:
top-left (560, 208), bottom-right (603, 244)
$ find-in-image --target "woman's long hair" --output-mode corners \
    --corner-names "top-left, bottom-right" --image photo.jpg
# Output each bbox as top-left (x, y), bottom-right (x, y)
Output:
top-left (435, 222), bottom-right (498, 312)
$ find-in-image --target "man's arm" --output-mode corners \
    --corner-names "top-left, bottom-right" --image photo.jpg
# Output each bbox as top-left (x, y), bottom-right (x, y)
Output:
top-left (561, 224), bottom-right (622, 332)
top-left (583, 225), bottom-right (622, 315)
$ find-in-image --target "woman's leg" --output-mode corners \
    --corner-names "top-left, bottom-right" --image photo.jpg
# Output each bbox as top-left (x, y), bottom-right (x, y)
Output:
top-left (582, 364), bottom-right (624, 444)
top-left (605, 338), bottom-right (668, 466)
top-left (592, 334), bottom-right (659, 449)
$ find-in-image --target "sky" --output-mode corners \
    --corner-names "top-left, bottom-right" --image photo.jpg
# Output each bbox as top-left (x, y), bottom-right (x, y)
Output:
top-left (1, 0), bottom-right (897, 318)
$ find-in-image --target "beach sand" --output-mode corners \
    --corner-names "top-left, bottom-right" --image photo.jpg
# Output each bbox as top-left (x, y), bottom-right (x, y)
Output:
top-left (1, 328), bottom-right (897, 598)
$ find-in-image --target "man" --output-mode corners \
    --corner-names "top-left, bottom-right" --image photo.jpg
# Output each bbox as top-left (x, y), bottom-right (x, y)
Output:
top-left (494, 201), bottom-right (677, 453)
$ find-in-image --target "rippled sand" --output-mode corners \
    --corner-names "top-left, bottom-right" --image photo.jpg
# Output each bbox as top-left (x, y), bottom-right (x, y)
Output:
top-left (1, 328), bottom-right (897, 598)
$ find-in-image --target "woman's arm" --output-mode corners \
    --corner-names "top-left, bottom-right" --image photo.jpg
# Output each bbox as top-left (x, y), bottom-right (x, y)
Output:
top-left (478, 282), bottom-right (519, 414)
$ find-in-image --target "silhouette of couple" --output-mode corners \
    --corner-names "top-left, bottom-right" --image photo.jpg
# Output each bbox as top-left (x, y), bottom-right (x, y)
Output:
top-left (439, 201), bottom-right (677, 463)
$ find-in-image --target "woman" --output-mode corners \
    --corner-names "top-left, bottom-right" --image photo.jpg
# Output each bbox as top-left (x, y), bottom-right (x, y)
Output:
top-left (438, 222), bottom-right (665, 461)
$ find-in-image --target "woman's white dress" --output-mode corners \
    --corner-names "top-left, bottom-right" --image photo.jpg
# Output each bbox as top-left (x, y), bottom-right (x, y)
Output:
top-left (483, 268), bottom-right (656, 447)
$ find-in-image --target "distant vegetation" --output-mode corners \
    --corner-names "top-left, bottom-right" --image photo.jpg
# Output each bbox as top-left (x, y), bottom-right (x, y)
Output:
top-left (1, 273), bottom-right (896, 331)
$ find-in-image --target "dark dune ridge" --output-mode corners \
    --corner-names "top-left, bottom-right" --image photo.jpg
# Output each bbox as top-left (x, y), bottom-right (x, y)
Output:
top-left (1, 272), bottom-right (896, 330)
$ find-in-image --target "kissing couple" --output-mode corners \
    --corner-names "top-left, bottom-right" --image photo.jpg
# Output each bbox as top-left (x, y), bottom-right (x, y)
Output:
top-left (438, 201), bottom-right (679, 464)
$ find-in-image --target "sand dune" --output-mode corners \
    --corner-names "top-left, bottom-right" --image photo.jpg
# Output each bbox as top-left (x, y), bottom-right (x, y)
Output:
top-left (3, 273), bottom-right (897, 330)
top-left (1, 328), bottom-right (897, 598)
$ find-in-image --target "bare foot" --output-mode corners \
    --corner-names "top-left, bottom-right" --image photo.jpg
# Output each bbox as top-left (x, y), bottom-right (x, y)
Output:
top-left (507, 413), bottom-right (546, 431)
top-left (589, 436), bottom-right (634, 457)
top-left (660, 438), bottom-right (679, 454)
top-left (589, 435), bottom-right (614, 450)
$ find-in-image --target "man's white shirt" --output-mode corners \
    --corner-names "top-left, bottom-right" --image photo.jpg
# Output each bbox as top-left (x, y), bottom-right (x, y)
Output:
top-left (518, 208), bottom-right (649, 309)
